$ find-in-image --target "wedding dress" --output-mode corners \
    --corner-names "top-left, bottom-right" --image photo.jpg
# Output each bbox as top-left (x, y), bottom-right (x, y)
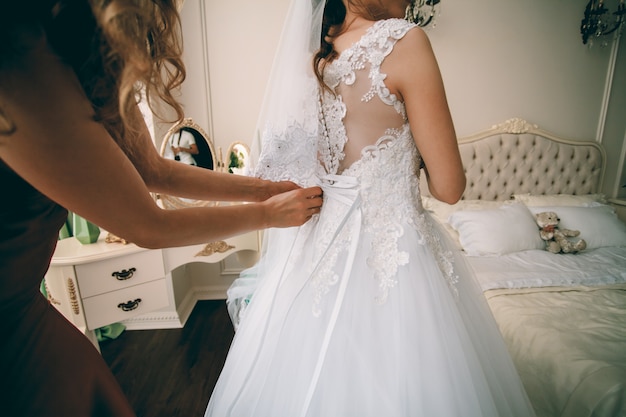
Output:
top-left (205, 18), bottom-right (535, 417)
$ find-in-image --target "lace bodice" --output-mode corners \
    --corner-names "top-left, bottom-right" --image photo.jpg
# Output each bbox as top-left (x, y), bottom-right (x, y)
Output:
top-left (318, 19), bottom-right (415, 177)
top-left (317, 18), bottom-right (426, 239)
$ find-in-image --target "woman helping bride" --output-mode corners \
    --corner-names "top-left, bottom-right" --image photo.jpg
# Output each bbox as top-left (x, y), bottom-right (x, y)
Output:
top-left (205, 0), bottom-right (536, 416)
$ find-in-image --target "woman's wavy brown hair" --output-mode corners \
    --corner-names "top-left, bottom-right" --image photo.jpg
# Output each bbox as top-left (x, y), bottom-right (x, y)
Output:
top-left (83, 0), bottom-right (186, 149)
top-left (0, 0), bottom-right (186, 151)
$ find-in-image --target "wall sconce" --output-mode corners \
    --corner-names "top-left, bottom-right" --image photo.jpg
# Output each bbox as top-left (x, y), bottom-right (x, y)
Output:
top-left (580, 0), bottom-right (626, 45)
top-left (405, 0), bottom-right (441, 28)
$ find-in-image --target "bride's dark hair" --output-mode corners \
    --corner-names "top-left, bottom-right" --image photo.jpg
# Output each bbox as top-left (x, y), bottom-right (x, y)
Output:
top-left (313, 0), bottom-right (346, 89)
top-left (313, 0), bottom-right (392, 90)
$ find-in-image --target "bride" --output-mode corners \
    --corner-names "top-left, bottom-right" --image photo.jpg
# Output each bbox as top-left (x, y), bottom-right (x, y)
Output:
top-left (206, 0), bottom-right (536, 416)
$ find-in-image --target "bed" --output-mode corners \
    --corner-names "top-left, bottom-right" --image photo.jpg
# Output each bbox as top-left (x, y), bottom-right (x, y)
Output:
top-left (421, 118), bottom-right (626, 417)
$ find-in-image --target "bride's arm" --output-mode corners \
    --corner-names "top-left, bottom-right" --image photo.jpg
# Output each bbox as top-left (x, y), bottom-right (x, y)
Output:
top-left (386, 27), bottom-right (466, 205)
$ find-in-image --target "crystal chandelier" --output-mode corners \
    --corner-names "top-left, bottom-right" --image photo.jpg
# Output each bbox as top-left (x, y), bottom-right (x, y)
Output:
top-left (405, 0), bottom-right (441, 28)
top-left (580, 0), bottom-right (626, 45)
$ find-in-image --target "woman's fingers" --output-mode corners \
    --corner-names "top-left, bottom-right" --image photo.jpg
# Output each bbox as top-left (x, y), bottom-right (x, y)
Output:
top-left (265, 186), bottom-right (323, 227)
top-left (301, 186), bottom-right (323, 216)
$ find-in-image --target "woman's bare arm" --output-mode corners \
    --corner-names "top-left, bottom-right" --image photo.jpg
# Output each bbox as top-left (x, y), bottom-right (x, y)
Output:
top-left (0, 38), bottom-right (321, 249)
top-left (123, 103), bottom-right (301, 203)
top-left (386, 27), bottom-right (466, 204)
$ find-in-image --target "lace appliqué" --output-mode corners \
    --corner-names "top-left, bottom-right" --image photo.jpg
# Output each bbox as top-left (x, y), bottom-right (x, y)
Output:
top-left (346, 127), bottom-right (460, 302)
top-left (309, 193), bottom-right (357, 317)
top-left (326, 19), bottom-right (414, 114)
top-left (345, 129), bottom-right (414, 304)
top-left (367, 223), bottom-right (409, 304)
top-left (409, 213), bottom-right (460, 298)
top-left (254, 121), bottom-right (318, 186)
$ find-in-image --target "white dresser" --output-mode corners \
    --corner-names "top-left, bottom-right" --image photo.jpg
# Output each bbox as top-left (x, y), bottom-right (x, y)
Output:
top-left (44, 231), bottom-right (259, 351)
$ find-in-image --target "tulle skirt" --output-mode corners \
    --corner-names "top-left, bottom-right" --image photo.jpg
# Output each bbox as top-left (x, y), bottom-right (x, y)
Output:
top-left (206, 203), bottom-right (535, 417)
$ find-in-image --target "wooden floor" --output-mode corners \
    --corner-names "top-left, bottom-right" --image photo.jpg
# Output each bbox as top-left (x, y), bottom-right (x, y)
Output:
top-left (101, 300), bottom-right (234, 417)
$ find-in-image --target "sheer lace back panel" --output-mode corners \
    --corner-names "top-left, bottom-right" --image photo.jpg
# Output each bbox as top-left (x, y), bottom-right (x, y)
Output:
top-left (319, 19), bottom-right (414, 175)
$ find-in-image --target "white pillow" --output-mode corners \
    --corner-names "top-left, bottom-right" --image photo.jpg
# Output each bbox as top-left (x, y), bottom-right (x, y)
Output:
top-left (528, 205), bottom-right (626, 249)
top-left (421, 197), bottom-right (508, 249)
top-left (513, 193), bottom-right (606, 207)
top-left (448, 202), bottom-right (544, 256)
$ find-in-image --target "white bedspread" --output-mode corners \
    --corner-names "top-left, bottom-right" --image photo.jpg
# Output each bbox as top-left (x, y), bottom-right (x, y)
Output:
top-left (485, 284), bottom-right (626, 417)
top-left (470, 247), bottom-right (626, 417)
top-left (467, 247), bottom-right (626, 291)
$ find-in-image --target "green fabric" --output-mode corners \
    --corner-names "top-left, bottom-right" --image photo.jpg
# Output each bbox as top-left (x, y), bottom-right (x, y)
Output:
top-left (72, 213), bottom-right (100, 244)
top-left (95, 323), bottom-right (126, 342)
top-left (58, 212), bottom-right (73, 240)
top-left (58, 212), bottom-right (101, 244)
top-left (40, 279), bottom-right (47, 298)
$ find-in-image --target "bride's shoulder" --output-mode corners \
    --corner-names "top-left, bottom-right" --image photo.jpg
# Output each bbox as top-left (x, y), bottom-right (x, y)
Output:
top-left (388, 21), bottom-right (430, 52)
top-left (376, 18), bottom-right (416, 33)
top-left (367, 18), bottom-right (425, 47)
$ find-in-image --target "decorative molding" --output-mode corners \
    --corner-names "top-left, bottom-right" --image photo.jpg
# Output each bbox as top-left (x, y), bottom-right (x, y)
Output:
top-left (105, 232), bottom-right (129, 245)
top-left (220, 267), bottom-right (246, 277)
top-left (43, 280), bottom-right (60, 306)
top-left (597, 33), bottom-right (621, 144)
top-left (491, 118), bottom-right (538, 134)
top-left (195, 241), bottom-right (235, 257)
top-left (121, 312), bottom-right (184, 330)
top-left (199, 0), bottom-right (215, 141)
top-left (614, 130), bottom-right (626, 197)
top-left (67, 278), bottom-right (80, 315)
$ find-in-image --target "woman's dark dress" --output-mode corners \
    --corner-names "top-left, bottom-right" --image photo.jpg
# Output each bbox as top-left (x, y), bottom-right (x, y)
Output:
top-left (0, 160), bottom-right (135, 416)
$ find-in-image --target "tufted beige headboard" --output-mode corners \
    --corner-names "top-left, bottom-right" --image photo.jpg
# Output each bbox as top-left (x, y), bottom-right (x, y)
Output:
top-left (423, 118), bottom-right (606, 201)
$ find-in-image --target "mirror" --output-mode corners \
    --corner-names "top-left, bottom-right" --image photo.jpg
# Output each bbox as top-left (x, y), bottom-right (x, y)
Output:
top-left (161, 117), bottom-right (215, 170)
top-left (157, 118), bottom-right (218, 209)
top-left (226, 142), bottom-right (250, 175)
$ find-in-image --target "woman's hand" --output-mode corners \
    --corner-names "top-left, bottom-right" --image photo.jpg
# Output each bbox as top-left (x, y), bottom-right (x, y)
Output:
top-left (261, 186), bottom-right (323, 227)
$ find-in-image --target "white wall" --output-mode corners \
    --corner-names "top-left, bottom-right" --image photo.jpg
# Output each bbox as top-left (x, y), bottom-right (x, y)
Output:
top-left (428, 0), bottom-right (611, 139)
top-left (427, 0), bottom-right (626, 196)
top-left (171, 0), bottom-right (625, 197)
top-left (161, 0), bottom-right (290, 160)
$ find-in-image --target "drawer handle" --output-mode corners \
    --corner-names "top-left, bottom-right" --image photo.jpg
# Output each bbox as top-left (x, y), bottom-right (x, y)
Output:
top-left (112, 267), bottom-right (137, 281)
top-left (117, 298), bottom-right (142, 312)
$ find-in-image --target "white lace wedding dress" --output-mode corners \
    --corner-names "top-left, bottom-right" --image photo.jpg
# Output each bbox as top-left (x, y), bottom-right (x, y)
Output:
top-left (206, 19), bottom-right (536, 417)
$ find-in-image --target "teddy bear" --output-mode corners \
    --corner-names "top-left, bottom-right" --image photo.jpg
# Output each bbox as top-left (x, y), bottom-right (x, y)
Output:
top-left (535, 211), bottom-right (587, 254)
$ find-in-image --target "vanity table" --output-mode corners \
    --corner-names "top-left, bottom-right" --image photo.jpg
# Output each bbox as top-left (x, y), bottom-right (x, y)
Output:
top-left (44, 117), bottom-right (262, 351)
top-left (44, 231), bottom-right (259, 352)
